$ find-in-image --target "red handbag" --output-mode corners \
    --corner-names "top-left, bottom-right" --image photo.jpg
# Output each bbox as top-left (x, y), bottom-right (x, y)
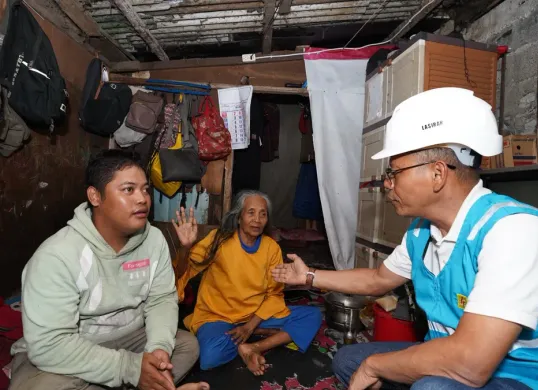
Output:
top-left (192, 96), bottom-right (232, 161)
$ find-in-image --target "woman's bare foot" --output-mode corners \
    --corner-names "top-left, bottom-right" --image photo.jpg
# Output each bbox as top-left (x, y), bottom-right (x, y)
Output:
top-left (177, 382), bottom-right (210, 390)
top-left (238, 343), bottom-right (267, 376)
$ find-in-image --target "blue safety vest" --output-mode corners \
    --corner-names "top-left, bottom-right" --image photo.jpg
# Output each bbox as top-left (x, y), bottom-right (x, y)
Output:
top-left (407, 192), bottom-right (538, 388)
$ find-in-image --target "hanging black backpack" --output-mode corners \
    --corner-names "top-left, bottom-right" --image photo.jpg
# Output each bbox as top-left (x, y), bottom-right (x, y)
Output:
top-left (79, 58), bottom-right (132, 136)
top-left (0, 1), bottom-right (68, 133)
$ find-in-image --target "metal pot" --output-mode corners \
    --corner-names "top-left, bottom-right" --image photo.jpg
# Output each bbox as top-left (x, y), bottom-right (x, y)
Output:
top-left (324, 292), bottom-right (367, 333)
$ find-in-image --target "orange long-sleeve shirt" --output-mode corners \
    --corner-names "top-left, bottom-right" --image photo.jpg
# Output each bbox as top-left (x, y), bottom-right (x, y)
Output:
top-left (175, 230), bottom-right (290, 333)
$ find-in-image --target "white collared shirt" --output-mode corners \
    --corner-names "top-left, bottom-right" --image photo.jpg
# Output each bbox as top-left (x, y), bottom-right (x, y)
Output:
top-left (384, 180), bottom-right (538, 330)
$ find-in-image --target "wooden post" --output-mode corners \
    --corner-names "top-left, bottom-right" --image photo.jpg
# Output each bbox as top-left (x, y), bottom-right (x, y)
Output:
top-left (222, 152), bottom-right (234, 215)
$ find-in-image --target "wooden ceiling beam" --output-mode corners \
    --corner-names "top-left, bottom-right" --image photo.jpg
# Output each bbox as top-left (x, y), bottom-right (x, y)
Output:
top-left (109, 74), bottom-right (308, 95)
top-left (262, 0), bottom-right (276, 54)
top-left (385, 0), bottom-right (444, 42)
top-left (51, 0), bottom-right (135, 61)
top-left (110, 49), bottom-right (303, 73)
top-left (24, 0), bottom-right (85, 43)
top-left (52, 0), bottom-right (101, 37)
top-left (24, 0), bottom-right (135, 61)
top-left (278, 0), bottom-right (294, 14)
top-left (110, 0), bottom-right (169, 61)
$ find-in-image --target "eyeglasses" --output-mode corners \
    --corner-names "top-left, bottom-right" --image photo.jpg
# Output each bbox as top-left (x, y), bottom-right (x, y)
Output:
top-left (384, 161), bottom-right (456, 186)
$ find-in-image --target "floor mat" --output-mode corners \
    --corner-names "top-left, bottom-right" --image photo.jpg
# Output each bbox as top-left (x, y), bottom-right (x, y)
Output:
top-left (182, 291), bottom-right (370, 390)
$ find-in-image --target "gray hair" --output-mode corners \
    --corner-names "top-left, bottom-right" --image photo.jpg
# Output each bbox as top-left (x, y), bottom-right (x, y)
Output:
top-left (203, 190), bottom-right (273, 264)
top-left (414, 147), bottom-right (479, 183)
top-left (221, 190), bottom-right (273, 234)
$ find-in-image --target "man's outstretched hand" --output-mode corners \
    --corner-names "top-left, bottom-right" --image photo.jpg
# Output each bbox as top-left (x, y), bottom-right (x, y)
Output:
top-left (271, 254), bottom-right (309, 285)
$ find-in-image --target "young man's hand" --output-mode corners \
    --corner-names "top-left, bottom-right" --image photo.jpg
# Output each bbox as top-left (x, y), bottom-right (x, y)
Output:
top-left (152, 349), bottom-right (174, 387)
top-left (172, 207), bottom-right (198, 249)
top-left (139, 352), bottom-right (176, 390)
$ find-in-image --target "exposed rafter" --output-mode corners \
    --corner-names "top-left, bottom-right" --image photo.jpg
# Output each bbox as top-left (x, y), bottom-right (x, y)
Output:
top-left (24, 0), bottom-right (85, 43)
top-left (50, 0), bottom-right (135, 61)
top-left (262, 0), bottom-right (276, 54)
top-left (110, 0), bottom-right (169, 61)
top-left (385, 0), bottom-right (444, 42)
top-left (75, 0), bottom-right (448, 60)
top-left (52, 0), bottom-right (101, 37)
top-left (278, 0), bottom-right (294, 14)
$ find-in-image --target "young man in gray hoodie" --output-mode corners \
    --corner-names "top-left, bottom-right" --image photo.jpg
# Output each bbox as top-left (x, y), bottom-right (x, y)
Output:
top-left (8, 150), bottom-right (208, 390)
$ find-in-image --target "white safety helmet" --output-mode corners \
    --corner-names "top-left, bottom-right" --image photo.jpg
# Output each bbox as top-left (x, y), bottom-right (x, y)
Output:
top-left (371, 88), bottom-right (502, 166)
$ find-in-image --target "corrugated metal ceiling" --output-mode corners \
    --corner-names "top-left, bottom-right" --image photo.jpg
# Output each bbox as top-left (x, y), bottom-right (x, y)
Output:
top-left (78, 0), bottom-right (446, 56)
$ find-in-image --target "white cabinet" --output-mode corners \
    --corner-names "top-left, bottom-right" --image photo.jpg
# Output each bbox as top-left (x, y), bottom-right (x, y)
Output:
top-left (355, 244), bottom-right (382, 269)
top-left (355, 243), bottom-right (372, 269)
top-left (386, 40), bottom-right (426, 117)
top-left (358, 34), bottom-right (498, 253)
top-left (375, 195), bottom-right (412, 248)
top-left (361, 126), bottom-right (387, 182)
top-left (384, 37), bottom-right (498, 117)
top-left (357, 187), bottom-right (411, 248)
top-left (372, 250), bottom-right (388, 269)
top-left (364, 68), bottom-right (388, 128)
top-left (357, 188), bottom-right (381, 242)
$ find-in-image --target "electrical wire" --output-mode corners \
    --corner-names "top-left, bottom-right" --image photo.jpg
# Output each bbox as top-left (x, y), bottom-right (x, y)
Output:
top-left (343, 0), bottom-right (391, 49)
top-left (255, 0), bottom-right (437, 60)
top-left (22, 1), bottom-right (45, 20)
top-left (462, 38), bottom-right (477, 88)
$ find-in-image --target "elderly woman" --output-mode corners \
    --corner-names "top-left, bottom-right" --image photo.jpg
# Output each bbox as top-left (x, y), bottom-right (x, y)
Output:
top-left (172, 190), bottom-right (322, 376)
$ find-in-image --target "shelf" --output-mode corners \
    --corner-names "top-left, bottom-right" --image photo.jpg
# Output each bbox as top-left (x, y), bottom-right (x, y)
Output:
top-left (480, 165), bottom-right (538, 183)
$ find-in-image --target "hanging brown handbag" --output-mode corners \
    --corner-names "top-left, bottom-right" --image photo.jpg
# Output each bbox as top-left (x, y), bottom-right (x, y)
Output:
top-left (126, 91), bottom-right (164, 134)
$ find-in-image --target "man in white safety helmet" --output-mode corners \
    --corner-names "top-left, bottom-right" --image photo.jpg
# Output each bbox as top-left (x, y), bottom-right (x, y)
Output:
top-left (272, 88), bottom-right (538, 390)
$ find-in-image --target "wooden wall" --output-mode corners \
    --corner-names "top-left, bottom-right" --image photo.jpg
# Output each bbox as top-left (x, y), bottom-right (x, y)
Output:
top-left (0, 12), bottom-right (106, 297)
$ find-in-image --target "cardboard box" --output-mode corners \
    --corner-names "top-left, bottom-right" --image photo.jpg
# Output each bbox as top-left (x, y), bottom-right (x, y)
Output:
top-left (480, 156), bottom-right (493, 170)
top-left (503, 135), bottom-right (538, 168)
top-left (480, 155), bottom-right (499, 170)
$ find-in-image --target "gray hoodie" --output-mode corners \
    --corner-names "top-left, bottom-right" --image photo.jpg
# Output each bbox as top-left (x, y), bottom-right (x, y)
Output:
top-left (11, 203), bottom-right (179, 387)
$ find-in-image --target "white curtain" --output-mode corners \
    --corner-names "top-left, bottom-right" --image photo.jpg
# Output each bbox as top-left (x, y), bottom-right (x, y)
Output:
top-left (305, 48), bottom-right (377, 270)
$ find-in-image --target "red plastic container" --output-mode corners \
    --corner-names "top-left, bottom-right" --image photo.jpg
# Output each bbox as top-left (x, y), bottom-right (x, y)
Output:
top-left (373, 303), bottom-right (418, 342)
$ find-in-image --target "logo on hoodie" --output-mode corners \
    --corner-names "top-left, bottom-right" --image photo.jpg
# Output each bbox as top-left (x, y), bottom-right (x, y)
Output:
top-left (123, 259), bottom-right (150, 271)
